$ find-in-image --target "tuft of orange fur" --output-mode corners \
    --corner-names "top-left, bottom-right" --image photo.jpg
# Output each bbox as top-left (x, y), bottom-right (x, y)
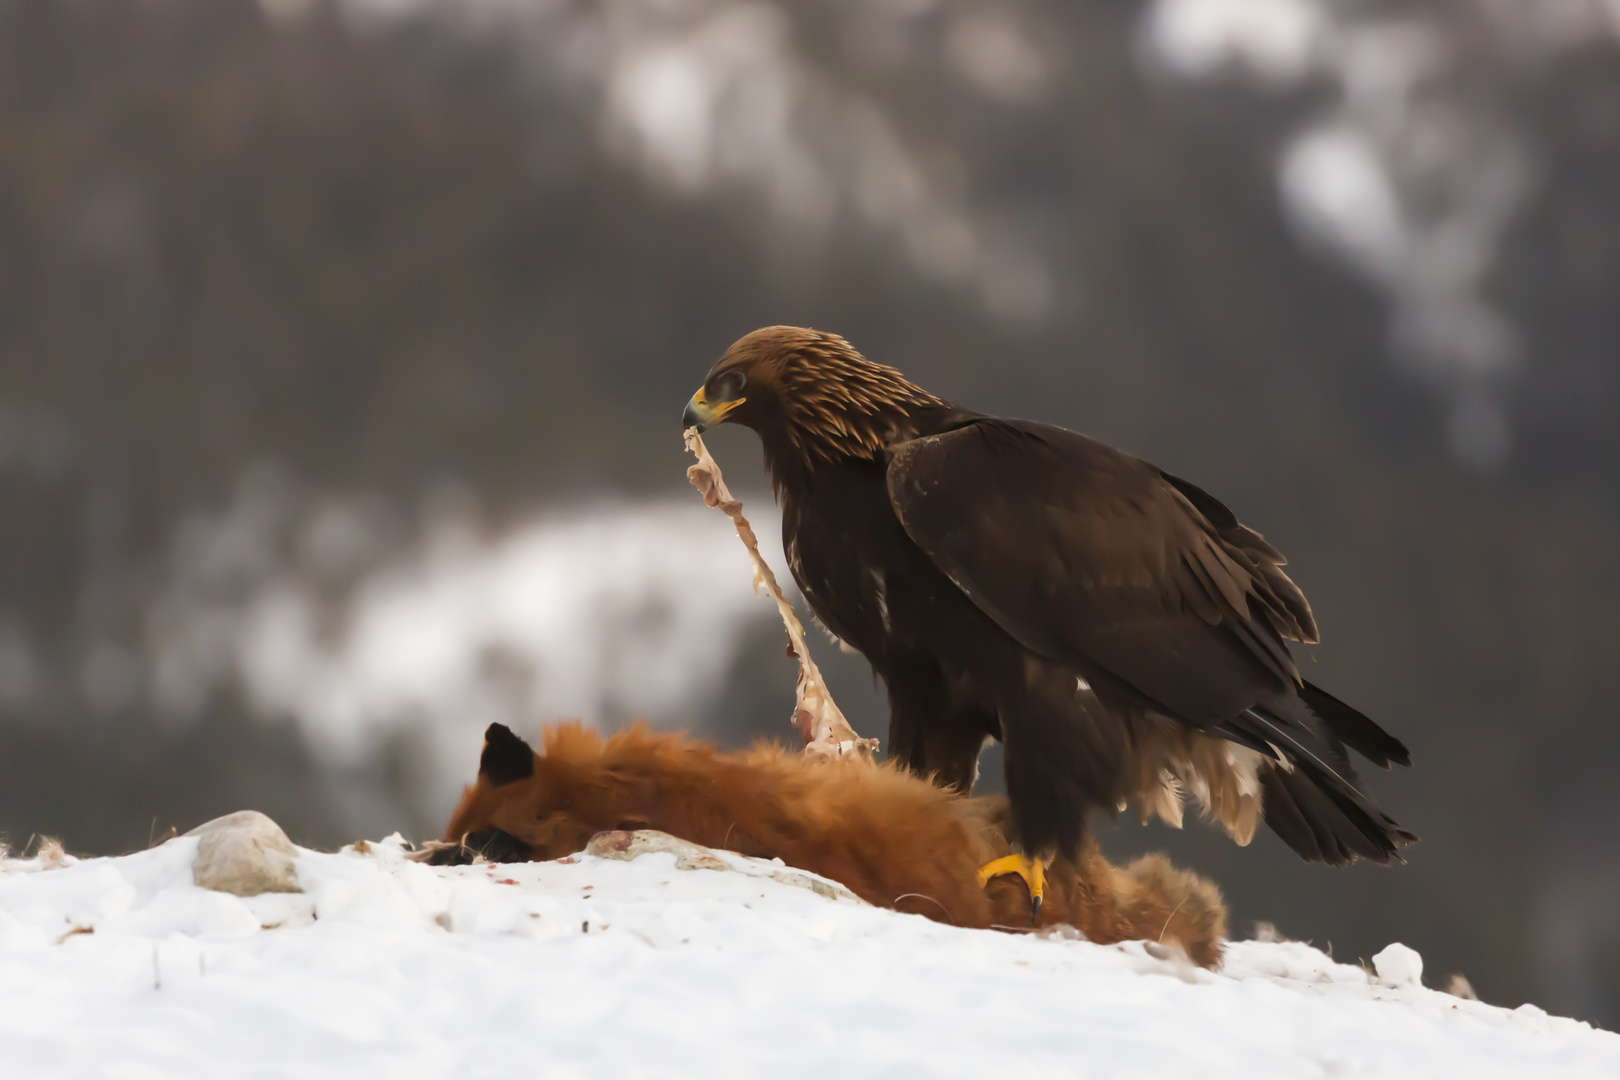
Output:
top-left (441, 722), bottom-right (1226, 967)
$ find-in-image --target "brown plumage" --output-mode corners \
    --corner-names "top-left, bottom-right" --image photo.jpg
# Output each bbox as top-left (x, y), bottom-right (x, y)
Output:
top-left (682, 326), bottom-right (1414, 867)
top-left (434, 721), bottom-right (1227, 967)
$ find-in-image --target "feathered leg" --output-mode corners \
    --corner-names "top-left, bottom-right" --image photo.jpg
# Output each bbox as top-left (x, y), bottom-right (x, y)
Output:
top-left (885, 652), bottom-right (998, 794)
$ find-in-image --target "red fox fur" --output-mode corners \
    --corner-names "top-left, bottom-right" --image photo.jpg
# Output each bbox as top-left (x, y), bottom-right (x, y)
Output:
top-left (437, 721), bottom-right (1227, 968)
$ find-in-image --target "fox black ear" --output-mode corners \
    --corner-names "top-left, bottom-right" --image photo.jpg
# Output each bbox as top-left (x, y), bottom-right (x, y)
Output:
top-left (479, 723), bottom-right (535, 786)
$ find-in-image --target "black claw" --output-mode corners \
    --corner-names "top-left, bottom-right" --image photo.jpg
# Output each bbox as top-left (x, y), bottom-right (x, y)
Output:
top-left (1031, 894), bottom-right (1042, 925)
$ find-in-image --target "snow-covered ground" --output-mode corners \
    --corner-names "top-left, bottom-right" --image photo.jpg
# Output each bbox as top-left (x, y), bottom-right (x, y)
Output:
top-left (3, 834), bottom-right (1616, 1079)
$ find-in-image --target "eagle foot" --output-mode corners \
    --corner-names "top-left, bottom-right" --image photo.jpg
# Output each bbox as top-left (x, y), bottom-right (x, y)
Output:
top-left (977, 853), bottom-right (1046, 923)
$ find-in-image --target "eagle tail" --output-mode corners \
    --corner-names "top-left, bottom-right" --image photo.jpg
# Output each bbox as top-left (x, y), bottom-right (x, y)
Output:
top-left (1257, 759), bottom-right (1415, 864)
top-left (1298, 680), bottom-right (1411, 768)
top-left (1223, 696), bottom-right (1416, 865)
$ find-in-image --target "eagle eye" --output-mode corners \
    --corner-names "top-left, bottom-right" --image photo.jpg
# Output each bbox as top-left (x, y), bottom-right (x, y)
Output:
top-left (715, 370), bottom-right (746, 400)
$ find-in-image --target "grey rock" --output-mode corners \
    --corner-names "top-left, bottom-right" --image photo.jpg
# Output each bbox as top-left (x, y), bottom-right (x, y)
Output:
top-left (187, 810), bottom-right (303, 897)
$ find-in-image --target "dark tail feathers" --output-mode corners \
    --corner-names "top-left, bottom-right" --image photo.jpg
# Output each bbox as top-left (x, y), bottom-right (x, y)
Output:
top-left (1222, 689), bottom-right (1416, 866)
top-left (1299, 680), bottom-right (1411, 768)
top-left (1258, 759), bottom-right (1416, 865)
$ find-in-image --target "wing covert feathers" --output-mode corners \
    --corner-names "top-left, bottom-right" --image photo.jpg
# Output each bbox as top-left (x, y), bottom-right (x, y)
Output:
top-left (887, 420), bottom-right (1315, 696)
top-left (1161, 471), bottom-right (1318, 644)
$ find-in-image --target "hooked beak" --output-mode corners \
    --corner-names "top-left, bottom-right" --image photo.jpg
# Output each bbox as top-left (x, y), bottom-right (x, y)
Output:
top-left (682, 387), bottom-right (744, 432)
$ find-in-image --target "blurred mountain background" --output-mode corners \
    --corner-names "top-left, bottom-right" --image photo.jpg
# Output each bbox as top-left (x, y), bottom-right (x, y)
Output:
top-left (2, 0), bottom-right (1618, 1024)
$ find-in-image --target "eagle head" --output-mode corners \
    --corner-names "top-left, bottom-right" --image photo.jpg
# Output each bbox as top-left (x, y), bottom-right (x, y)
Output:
top-left (683, 326), bottom-right (949, 468)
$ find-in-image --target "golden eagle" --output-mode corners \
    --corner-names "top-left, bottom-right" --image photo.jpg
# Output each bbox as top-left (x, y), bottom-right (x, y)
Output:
top-left (684, 326), bottom-right (1413, 910)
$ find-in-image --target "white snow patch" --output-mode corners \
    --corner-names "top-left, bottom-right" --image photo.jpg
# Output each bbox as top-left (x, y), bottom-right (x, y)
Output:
top-left (1372, 940), bottom-right (1424, 987)
top-left (3, 837), bottom-right (1617, 1078)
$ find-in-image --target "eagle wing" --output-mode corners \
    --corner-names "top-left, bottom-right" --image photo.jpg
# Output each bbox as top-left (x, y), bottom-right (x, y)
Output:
top-left (887, 418), bottom-right (1413, 864)
top-left (886, 418), bottom-right (1317, 728)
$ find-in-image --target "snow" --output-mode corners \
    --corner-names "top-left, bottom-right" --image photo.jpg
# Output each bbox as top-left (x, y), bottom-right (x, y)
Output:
top-left (5, 837), bottom-right (1618, 1079)
top-left (1372, 940), bottom-right (1424, 988)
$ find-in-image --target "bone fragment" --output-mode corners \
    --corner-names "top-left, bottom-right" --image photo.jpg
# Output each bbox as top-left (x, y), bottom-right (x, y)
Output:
top-left (684, 428), bottom-right (878, 764)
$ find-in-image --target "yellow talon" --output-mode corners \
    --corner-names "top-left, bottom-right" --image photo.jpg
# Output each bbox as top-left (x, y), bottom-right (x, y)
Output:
top-left (978, 853), bottom-right (1046, 923)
